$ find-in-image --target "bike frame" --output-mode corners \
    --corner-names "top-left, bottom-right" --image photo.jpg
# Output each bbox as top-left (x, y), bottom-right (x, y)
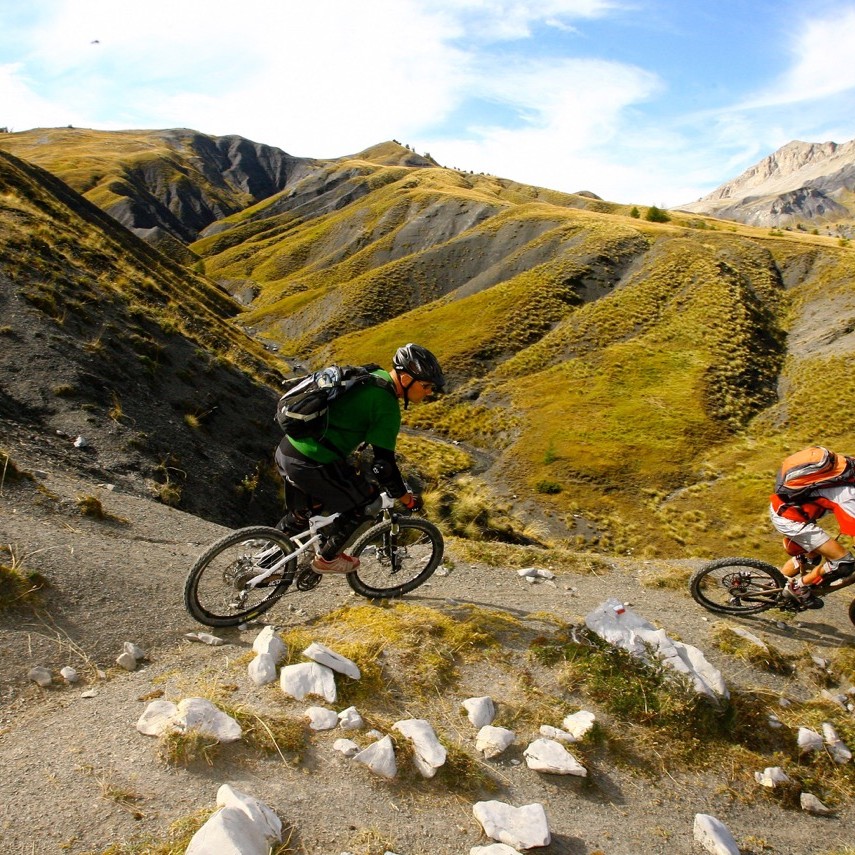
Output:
top-left (244, 493), bottom-right (396, 589)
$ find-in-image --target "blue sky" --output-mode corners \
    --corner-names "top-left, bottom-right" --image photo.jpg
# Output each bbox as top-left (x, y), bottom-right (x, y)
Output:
top-left (2, 0), bottom-right (855, 206)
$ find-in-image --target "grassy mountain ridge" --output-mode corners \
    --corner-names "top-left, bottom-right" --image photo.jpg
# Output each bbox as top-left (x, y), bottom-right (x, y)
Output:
top-left (4, 127), bottom-right (855, 563)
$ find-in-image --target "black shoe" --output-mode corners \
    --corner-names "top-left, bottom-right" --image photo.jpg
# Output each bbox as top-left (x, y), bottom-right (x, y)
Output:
top-left (822, 559), bottom-right (855, 585)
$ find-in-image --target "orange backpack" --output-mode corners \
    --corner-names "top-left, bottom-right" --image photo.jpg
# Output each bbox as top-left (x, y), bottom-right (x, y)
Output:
top-left (774, 446), bottom-right (855, 506)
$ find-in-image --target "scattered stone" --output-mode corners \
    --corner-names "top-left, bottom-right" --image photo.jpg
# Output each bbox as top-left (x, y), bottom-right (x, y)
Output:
top-left (472, 801), bottom-right (551, 850)
top-left (81, 689), bottom-right (97, 698)
top-left (185, 631), bottom-right (226, 646)
top-left (476, 726), bottom-right (516, 759)
top-left (393, 718), bottom-right (447, 778)
top-left (754, 766), bottom-right (791, 788)
top-left (822, 722), bottom-right (852, 764)
top-left (462, 696), bottom-right (496, 728)
top-left (248, 653), bottom-right (278, 686)
top-left (470, 845), bottom-right (524, 855)
top-left (73, 436), bottom-right (89, 449)
top-left (586, 599), bottom-right (728, 700)
top-left (333, 739), bottom-right (361, 758)
top-left (353, 735), bottom-right (397, 779)
top-left (279, 662), bottom-right (337, 702)
top-left (767, 714), bottom-right (783, 729)
top-left (59, 666), bottom-right (79, 684)
top-left (27, 667), bottom-right (52, 687)
top-left (523, 738), bottom-right (587, 776)
top-left (253, 626), bottom-right (286, 662)
top-left (800, 792), bottom-right (833, 815)
top-left (798, 726), bottom-right (824, 755)
top-left (693, 813), bottom-right (739, 855)
top-left (338, 706), bottom-right (364, 730)
top-left (136, 697), bottom-right (242, 742)
top-left (820, 689), bottom-right (848, 709)
top-left (517, 567), bottom-right (555, 581)
top-left (116, 652), bottom-right (138, 671)
top-left (538, 725), bottom-right (576, 744)
top-left (185, 785), bottom-right (282, 855)
top-left (561, 710), bottom-right (595, 739)
top-left (306, 706), bottom-right (339, 731)
top-left (302, 641), bottom-right (360, 680)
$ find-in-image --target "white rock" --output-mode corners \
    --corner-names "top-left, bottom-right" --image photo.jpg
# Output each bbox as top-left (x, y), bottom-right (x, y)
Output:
top-left (767, 714), bottom-right (783, 729)
top-left (248, 653), bottom-right (278, 686)
top-left (517, 567), bottom-right (555, 580)
top-left (523, 738), bottom-right (587, 776)
top-left (393, 718), bottom-right (447, 778)
top-left (822, 722), bottom-right (852, 764)
top-left (136, 697), bottom-right (242, 742)
top-left (177, 698), bottom-right (242, 742)
top-left (123, 641), bottom-right (145, 660)
top-left (333, 738), bottom-right (361, 758)
top-left (821, 689), bottom-right (848, 708)
top-left (185, 631), bottom-right (226, 646)
top-left (81, 689), bottom-right (97, 698)
top-left (302, 641), bottom-right (360, 679)
top-left (306, 706), bottom-right (340, 731)
top-left (353, 735), bottom-right (397, 779)
top-left (476, 726), bottom-right (515, 759)
top-left (60, 666), bottom-right (79, 684)
top-left (798, 726), bottom-right (824, 754)
top-left (754, 766), bottom-right (791, 788)
top-left (73, 435), bottom-right (89, 448)
top-left (538, 725), bottom-right (576, 743)
top-left (561, 710), bottom-right (596, 740)
top-left (27, 667), bottom-right (52, 687)
top-left (338, 706), bottom-right (364, 730)
top-left (186, 784), bottom-right (282, 855)
top-left (470, 845), bottom-right (524, 855)
top-left (585, 599), bottom-right (729, 700)
top-left (252, 626), bottom-right (286, 662)
top-left (463, 696), bottom-right (496, 728)
top-left (116, 652), bottom-right (138, 671)
top-left (136, 699), bottom-right (179, 736)
top-left (693, 813), bottom-right (740, 855)
top-left (800, 792), bottom-right (833, 815)
top-left (472, 801), bottom-right (551, 850)
top-left (279, 661), bottom-right (337, 702)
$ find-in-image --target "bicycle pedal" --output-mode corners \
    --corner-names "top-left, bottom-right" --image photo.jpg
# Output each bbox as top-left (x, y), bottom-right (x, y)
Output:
top-left (296, 569), bottom-right (323, 591)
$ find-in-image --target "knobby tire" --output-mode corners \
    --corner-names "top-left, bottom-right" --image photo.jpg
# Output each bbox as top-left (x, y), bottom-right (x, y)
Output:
top-left (184, 525), bottom-right (295, 627)
top-left (689, 557), bottom-right (785, 615)
top-left (347, 516), bottom-right (444, 599)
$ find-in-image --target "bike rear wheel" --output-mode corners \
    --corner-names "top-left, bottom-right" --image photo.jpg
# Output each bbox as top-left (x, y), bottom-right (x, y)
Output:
top-left (184, 526), bottom-right (295, 627)
top-left (690, 557), bottom-right (785, 615)
top-left (347, 516), bottom-right (444, 599)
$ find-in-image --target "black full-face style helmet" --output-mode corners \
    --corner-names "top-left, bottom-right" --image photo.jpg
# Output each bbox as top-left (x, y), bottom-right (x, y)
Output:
top-left (393, 343), bottom-right (445, 407)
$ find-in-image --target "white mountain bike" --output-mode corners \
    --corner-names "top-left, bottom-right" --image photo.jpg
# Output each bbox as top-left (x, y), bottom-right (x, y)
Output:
top-left (184, 492), bottom-right (444, 627)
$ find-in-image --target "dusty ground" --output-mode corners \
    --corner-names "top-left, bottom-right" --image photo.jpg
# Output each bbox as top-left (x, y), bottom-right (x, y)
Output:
top-left (1, 441), bottom-right (854, 855)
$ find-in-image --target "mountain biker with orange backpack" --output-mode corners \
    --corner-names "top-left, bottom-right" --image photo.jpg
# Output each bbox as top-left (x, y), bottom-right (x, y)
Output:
top-left (769, 446), bottom-right (855, 608)
top-left (273, 344), bottom-right (444, 574)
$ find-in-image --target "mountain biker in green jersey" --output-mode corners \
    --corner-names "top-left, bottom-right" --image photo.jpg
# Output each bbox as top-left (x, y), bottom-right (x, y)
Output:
top-left (274, 344), bottom-right (444, 574)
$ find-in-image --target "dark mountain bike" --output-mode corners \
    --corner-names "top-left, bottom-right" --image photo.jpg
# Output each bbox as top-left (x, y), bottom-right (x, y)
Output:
top-left (690, 557), bottom-right (855, 627)
top-left (185, 492), bottom-right (444, 627)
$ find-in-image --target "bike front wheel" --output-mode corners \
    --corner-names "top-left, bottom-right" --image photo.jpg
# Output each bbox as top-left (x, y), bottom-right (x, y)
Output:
top-left (347, 516), bottom-right (444, 599)
top-left (184, 526), bottom-right (295, 627)
top-left (689, 557), bottom-right (785, 615)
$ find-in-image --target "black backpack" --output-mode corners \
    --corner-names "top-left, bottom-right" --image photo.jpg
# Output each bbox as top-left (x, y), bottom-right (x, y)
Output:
top-left (275, 364), bottom-right (394, 442)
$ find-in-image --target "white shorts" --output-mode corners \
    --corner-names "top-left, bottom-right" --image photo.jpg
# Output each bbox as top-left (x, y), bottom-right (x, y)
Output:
top-left (768, 504), bottom-right (832, 552)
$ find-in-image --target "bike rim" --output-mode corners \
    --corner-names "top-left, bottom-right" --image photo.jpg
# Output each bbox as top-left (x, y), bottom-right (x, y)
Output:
top-left (353, 522), bottom-right (437, 592)
top-left (693, 561), bottom-right (781, 613)
top-left (192, 536), bottom-right (293, 621)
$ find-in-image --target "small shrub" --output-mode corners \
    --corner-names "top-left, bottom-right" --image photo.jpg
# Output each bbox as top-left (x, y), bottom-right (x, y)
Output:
top-left (157, 729), bottom-right (220, 767)
top-left (76, 494), bottom-right (128, 524)
top-left (0, 546), bottom-right (47, 610)
top-left (645, 205), bottom-right (670, 223)
top-left (535, 479), bottom-right (562, 494)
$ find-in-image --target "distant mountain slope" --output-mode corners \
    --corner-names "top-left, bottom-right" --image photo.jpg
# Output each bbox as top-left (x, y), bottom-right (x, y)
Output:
top-left (0, 148), bottom-right (284, 527)
top-left (0, 127), bottom-right (314, 257)
top-left (677, 138), bottom-right (855, 232)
